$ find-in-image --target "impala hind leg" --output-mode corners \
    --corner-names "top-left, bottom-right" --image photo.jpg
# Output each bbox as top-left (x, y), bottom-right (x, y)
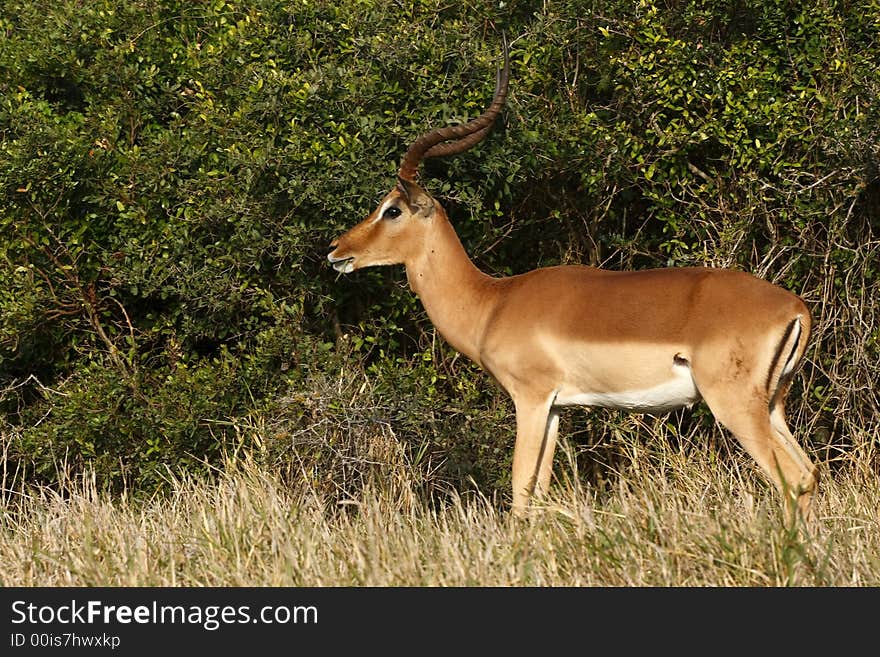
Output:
top-left (769, 392), bottom-right (819, 517)
top-left (701, 389), bottom-right (817, 522)
top-left (511, 394), bottom-right (560, 516)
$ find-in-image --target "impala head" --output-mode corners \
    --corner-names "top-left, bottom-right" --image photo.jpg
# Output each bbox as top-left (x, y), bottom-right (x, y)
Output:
top-left (327, 36), bottom-right (510, 274)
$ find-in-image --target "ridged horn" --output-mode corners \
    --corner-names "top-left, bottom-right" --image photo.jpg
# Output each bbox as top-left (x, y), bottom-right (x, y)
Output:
top-left (398, 36), bottom-right (510, 182)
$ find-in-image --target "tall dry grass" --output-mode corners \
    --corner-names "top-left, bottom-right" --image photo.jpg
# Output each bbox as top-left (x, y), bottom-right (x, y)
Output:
top-left (1, 420), bottom-right (877, 587)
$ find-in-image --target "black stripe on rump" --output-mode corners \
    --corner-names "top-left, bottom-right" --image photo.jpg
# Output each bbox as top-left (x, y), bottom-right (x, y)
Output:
top-left (766, 317), bottom-right (799, 394)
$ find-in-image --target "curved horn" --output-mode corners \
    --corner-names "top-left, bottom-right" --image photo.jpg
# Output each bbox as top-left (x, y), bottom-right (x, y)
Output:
top-left (398, 36), bottom-right (510, 181)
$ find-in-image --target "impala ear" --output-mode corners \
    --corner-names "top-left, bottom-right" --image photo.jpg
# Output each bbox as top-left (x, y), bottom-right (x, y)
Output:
top-left (396, 176), bottom-right (435, 219)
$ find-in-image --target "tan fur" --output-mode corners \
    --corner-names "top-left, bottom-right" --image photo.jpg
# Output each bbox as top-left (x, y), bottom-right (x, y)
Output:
top-left (329, 179), bottom-right (818, 522)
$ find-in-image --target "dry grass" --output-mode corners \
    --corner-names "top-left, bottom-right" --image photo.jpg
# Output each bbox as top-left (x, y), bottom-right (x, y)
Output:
top-left (1, 423), bottom-right (877, 587)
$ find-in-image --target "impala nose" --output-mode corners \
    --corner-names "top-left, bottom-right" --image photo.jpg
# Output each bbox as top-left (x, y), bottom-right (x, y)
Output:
top-left (327, 239), bottom-right (354, 273)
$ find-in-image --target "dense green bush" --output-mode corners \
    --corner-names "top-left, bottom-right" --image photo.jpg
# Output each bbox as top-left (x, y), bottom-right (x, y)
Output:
top-left (1, 0), bottom-right (877, 496)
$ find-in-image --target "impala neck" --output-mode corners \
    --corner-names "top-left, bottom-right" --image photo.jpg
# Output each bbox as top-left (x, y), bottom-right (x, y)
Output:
top-left (404, 210), bottom-right (496, 366)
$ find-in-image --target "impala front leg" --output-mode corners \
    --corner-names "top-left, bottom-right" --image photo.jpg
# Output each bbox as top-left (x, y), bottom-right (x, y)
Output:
top-left (511, 393), bottom-right (560, 516)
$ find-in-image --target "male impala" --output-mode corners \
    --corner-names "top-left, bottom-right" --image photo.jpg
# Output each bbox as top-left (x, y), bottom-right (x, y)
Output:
top-left (328, 41), bottom-right (818, 520)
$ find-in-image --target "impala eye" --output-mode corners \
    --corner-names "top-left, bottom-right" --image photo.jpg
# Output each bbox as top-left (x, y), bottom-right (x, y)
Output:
top-left (382, 206), bottom-right (402, 219)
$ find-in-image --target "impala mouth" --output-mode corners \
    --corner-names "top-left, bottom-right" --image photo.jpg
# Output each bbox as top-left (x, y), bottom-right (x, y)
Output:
top-left (328, 253), bottom-right (355, 274)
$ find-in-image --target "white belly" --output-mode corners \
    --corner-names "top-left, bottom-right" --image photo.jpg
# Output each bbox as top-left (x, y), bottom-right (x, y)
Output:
top-left (554, 362), bottom-right (700, 413)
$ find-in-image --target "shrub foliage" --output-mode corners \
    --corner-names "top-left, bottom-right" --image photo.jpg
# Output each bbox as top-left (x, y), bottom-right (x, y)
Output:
top-left (1, 0), bottom-right (878, 495)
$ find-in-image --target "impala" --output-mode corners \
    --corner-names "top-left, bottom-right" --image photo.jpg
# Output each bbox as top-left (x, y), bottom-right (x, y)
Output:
top-left (327, 41), bottom-right (818, 520)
